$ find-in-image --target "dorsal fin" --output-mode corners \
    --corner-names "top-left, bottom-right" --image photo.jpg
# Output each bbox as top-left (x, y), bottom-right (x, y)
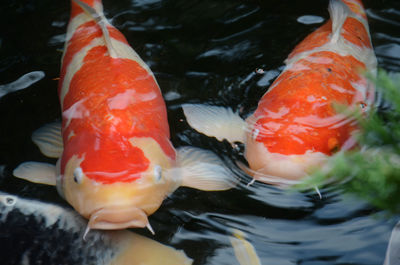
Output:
top-left (73, 0), bottom-right (118, 58)
top-left (328, 0), bottom-right (351, 44)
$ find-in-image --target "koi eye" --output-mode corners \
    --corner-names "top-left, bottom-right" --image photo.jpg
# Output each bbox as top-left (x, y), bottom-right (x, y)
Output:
top-left (73, 167), bottom-right (83, 184)
top-left (153, 165), bottom-right (162, 182)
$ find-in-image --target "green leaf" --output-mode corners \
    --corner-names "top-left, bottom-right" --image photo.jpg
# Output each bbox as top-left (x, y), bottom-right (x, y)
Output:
top-left (297, 70), bottom-right (400, 213)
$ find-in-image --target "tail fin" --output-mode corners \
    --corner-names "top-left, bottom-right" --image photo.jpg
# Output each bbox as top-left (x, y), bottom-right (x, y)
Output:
top-left (71, 0), bottom-right (117, 57)
top-left (341, 0), bottom-right (367, 19)
top-left (328, 0), bottom-right (351, 44)
top-left (70, 0), bottom-right (102, 17)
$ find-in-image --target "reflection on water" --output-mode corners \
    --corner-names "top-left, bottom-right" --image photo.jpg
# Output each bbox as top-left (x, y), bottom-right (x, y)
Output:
top-left (0, 0), bottom-right (400, 264)
top-left (0, 71), bottom-right (44, 99)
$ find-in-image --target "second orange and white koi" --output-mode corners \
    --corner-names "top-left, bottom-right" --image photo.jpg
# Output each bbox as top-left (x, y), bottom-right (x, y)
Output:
top-left (183, 0), bottom-right (377, 185)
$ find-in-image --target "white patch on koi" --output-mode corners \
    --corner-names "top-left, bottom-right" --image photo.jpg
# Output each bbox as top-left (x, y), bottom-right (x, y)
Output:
top-left (65, 2), bottom-right (104, 43)
top-left (107, 89), bottom-right (136, 110)
top-left (138, 91), bottom-right (158, 101)
top-left (287, 124), bottom-right (310, 134)
top-left (305, 56), bottom-right (334, 64)
top-left (285, 39), bottom-right (375, 72)
top-left (289, 62), bottom-right (311, 72)
top-left (307, 95), bottom-right (316, 102)
top-left (264, 106), bottom-right (290, 119)
top-left (285, 9), bottom-right (376, 76)
top-left (63, 98), bottom-right (90, 127)
top-left (350, 79), bottom-right (368, 99)
top-left (105, 113), bottom-right (115, 121)
top-left (290, 135), bottom-right (304, 145)
top-left (60, 37), bottom-right (104, 106)
top-left (294, 114), bottom-right (349, 128)
top-left (329, 83), bottom-right (355, 94)
top-left (263, 122), bottom-right (281, 132)
top-left (110, 39), bottom-right (153, 77)
top-left (67, 130), bottom-right (75, 141)
top-left (62, 2), bottom-right (103, 64)
top-left (60, 36), bottom-right (158, 107)
top-left (108, 89), bottom-right (158, 110)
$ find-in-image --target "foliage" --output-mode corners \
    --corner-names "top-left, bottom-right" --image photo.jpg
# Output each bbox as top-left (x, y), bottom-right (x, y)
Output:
top-left (298, 70), bottom-right (400, 213)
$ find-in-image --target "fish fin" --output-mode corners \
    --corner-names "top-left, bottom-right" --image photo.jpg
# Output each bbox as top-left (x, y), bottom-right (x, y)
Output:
top-left (32, 122), bottom-right (63, 158)
top-left (229, 229), bottom-right (262, 265)
top-left (72, 0), bottom-right (117, 58)
top-left (182, 104), bottom-right (246, 144)
top-left (173, 146), bottom-right (237, 191)
top-left (384, 221), bottom-right (400, 265)
top-left (13, 162), bottom-right (56, 186)
top-left (236, 161), bottom-right (301, 187)
top-left (328, 0), bottom-right (351, 44)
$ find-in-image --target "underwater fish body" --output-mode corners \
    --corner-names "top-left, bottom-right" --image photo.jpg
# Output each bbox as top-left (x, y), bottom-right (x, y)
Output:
top-left (58, 0), bottom-right (176, 232)
top-left (14, 0), bottom-right (235, 233)
top-left (0, 192), bottom-right (192, 265)
top-left (183, 0), bottom-right (377, 185)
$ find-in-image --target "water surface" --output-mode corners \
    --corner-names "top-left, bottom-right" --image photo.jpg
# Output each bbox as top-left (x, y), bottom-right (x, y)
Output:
top-left (1, 0), bottom-right (400, 264)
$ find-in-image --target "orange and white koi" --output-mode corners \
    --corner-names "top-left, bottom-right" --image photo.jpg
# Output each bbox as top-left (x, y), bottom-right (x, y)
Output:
top-left (183, 0), bottom-right (377, 185)
top-left (14, 0), bottom-right (235, 234)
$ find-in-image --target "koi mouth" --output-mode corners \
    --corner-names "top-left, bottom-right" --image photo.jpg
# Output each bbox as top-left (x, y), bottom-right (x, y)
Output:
top-left (84, 206), bottom-right (154, 239)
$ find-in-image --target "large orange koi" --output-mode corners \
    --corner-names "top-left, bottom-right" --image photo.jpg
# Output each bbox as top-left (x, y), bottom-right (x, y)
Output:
top-left (14, 0), bottom-right (235, 235)
top-left (183, 0), bottom-right (377, 185)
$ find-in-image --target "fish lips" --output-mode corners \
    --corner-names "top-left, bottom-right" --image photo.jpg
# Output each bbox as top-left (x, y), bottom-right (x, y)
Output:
top-left (87, 205), bottom-right (150, 231)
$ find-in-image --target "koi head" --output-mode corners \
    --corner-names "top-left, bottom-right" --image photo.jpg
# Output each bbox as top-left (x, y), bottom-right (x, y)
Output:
top-left (59, 133), bottom-right (176, 233)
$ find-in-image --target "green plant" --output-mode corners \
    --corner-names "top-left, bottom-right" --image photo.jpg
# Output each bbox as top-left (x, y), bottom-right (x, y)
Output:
top-left (298, 70), bottom-right (400, 213)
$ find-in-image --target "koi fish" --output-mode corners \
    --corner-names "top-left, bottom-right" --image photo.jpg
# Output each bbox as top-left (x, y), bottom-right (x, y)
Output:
top-left (13, 0), bottom-right (235, 234)
top-left (183, 0), bottom-right (377, 185)
top-left (0, 191), bottom-right (192, 265)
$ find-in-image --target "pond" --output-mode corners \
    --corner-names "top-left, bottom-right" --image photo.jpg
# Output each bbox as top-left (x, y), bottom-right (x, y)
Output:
top-left (0, 0), bottom-right (400, 264)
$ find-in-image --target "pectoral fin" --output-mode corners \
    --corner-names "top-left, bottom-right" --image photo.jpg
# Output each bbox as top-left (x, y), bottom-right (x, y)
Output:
top-left (173, 146), bottom-right (237, 191)
top-left (182, 104), bottom-right (247, 144)
top-left (384, 221), bottom-right (400, 265)
top-left (229, 229), bottom-right (261, 265)
top-left (32, 122), bottom-right (63, 158)
top-left (13, 162), bottom-right (56, 186)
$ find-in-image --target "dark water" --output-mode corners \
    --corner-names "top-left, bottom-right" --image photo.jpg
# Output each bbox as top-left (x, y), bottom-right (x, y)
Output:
top-left (1, 0), bottom-right (400, 264)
